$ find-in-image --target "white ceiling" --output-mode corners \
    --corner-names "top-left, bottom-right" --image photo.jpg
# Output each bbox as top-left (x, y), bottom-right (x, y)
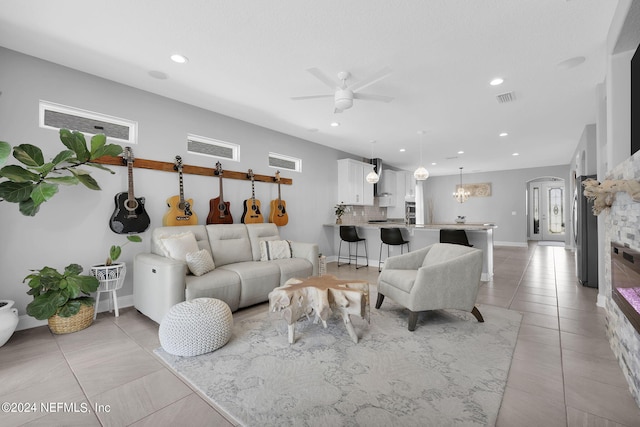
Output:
top-left (0, 0), bottom-right (619, 176)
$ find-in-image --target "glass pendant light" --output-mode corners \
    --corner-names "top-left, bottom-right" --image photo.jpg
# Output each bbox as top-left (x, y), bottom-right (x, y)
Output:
top-left (414, 131), bottom-right (429, 181)
top-left (366, 140), bottom-right (379, 184)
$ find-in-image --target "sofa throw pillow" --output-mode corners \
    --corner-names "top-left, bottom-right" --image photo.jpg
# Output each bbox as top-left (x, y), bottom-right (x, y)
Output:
top-left (186, 249), bottom-right (216, 276)
top-left (260, 240), bottom-right (292, 261)
top-left (159, 231), bottom-right (199, 262)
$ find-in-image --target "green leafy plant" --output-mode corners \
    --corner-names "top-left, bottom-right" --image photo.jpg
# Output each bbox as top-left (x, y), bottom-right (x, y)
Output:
top-left (106, 235), bottom-right (142, 266)
top-left (23, 264), bottom-right (99, 320)
top-left (335, 202), bottom-right (347, 219)
top-left (0, 129), bottom-right (122, 216)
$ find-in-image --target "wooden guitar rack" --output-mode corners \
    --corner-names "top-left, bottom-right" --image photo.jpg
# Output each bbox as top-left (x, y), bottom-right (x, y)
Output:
top-left (94, 155), bottom-right (292, 185)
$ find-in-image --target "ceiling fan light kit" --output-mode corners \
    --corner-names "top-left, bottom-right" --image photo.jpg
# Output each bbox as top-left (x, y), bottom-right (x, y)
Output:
top-left (292, 67), bottom-right (393, 113)
top-left (334, 89), bottom-right (354, 111)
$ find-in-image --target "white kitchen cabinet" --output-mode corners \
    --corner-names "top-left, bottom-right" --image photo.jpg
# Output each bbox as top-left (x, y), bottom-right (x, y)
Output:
top-left (337, 159), bottom-right (375, 206)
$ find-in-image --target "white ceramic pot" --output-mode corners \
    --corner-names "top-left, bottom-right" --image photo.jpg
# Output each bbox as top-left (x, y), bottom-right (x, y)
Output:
top-left (0, 300), bottom-right (19, 347)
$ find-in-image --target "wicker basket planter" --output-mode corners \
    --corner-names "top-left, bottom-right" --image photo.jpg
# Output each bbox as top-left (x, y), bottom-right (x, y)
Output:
top-left (48, 304), bottom-right (94, 334)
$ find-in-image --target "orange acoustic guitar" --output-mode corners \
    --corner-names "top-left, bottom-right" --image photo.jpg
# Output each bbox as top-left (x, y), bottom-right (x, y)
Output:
top-left (268, 171), bottom-right (288, 226)
top-left (241, 169), bottom-right (264, 224)
top-left (163, 156), bottom-right (198, 226)
top-left (206, 161), bottom-right (233, 224)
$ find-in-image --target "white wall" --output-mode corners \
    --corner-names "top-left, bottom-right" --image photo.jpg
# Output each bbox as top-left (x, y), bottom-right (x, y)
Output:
top-left (0, 47), bottom-right (355, 323)
top-left (421, 165), bottom-right (570, 246)
top-left (571, 124), bottom-right (597, 178)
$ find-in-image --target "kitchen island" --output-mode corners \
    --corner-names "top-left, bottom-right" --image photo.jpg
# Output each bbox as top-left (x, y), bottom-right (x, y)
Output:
top-left (323, 223), bottom-right (496, 281)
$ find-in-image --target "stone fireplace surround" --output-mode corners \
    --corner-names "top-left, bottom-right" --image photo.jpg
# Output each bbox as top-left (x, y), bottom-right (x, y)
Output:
top-left (603, 150), bottom-right (640, 406)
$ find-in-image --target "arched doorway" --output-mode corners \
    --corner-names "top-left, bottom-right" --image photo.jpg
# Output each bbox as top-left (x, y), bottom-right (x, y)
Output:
top-left (527, 177), bottom-right (566, 241)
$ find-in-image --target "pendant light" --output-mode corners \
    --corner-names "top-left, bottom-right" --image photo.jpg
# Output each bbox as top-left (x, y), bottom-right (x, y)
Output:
top-left (414, 130), bottom-right (429, 181)
top-left (453, 167), bottom-right (470, 203)
top-left (365, 140), bottom-right (379, 184)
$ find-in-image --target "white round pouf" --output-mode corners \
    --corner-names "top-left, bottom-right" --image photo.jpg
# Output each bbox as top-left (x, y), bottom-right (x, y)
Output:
top-left (159, 298), bottom-right (233, 356)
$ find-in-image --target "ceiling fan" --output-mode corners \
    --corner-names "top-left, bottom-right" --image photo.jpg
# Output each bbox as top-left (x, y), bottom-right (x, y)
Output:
top-left (291, 67), bottom-right (394, 113)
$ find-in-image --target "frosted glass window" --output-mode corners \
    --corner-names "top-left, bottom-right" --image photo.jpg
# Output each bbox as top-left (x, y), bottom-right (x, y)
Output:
top-left (548, 187), bottom-right (564, 234)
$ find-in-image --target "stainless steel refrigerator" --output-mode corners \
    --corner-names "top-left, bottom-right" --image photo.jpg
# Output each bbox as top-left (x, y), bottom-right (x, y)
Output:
top-left (574, 175), bottom-right (598, 287)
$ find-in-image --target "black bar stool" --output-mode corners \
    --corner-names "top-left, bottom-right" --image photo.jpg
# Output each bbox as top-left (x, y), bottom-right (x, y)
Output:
top-left (379, 228), bottom-right (410, 272)
top-left (439, 229), bottom-right (473, 247)
top-left (338, 226), bottom-right (368, 269)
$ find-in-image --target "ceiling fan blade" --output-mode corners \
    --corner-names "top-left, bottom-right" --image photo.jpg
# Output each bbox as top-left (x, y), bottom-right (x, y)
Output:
top-left (348, 67), bottom-right (392, 93)
top-left (306, 68), bottom-right (339, 90)
top-left (353, 93), bottom-right (394, 103)
top-left (290, 94), bottom-right (334, 101)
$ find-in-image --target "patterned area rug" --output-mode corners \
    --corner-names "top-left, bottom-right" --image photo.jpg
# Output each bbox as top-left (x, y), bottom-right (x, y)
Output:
top-left (155, 302), bottom-right (522, 426)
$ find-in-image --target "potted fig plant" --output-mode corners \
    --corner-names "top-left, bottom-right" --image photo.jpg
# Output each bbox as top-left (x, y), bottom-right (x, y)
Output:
top-left (23, 264), bottom-right (99, 334)
top-left (90, 235), bottom-right (142, 318)
top-left (0, 129), bottom-right (122, 216)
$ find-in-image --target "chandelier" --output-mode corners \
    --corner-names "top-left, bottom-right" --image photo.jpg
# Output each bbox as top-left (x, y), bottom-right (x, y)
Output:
top-left (453, 167), bottom-right (470, 203)
top-left (414, 131), bottom-right (429, 181)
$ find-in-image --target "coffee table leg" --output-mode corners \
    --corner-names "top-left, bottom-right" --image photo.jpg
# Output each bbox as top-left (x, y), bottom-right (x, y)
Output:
top-left (288, 324), bottom-right (295, 344)
top-left (342, 313), bottom-right (358, 343)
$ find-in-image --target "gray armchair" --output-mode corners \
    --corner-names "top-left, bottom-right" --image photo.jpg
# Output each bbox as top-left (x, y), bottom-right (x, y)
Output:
top-left (376, 243), bottom-right (484, 331)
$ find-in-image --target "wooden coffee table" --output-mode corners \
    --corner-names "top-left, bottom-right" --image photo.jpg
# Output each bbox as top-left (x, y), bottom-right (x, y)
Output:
top-left (268, 275), bottom-right (369, 344)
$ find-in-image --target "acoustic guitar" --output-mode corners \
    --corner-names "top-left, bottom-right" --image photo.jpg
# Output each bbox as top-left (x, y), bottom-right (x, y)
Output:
top-left (241, 169), bottom-right (264, 224)
top-left (268, 171), bottom-right (288, 226)
top-left (206, 161), bottom-right (233, 224)
top-left (109, 147), bottom-right (151, 234)
top-left (163, 156), bottom-right (198, 226)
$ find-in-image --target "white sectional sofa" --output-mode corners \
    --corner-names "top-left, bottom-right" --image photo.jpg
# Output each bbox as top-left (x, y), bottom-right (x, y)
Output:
top-left (134, 223), bottom-right (319, 323)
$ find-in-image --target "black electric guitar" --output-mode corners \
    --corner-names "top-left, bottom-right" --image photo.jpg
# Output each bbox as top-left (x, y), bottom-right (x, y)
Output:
top-left (241, 169), bottom-right (264, 223)
top-left (109, 147), bottom-right (151, 234)
top-left (163, 156), bottom-right (198, 226)
top-left (207, 161), bottom-right (233, 224)
top-left (268, 171), bottom-right (288, 226)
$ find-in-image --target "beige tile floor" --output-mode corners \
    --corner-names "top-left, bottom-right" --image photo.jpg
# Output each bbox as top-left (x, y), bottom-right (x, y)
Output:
top-left (1, 243), bottom-right (639, 426)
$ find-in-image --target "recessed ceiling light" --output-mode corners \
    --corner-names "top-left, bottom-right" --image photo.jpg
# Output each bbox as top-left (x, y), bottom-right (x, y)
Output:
top-left (512, 152), bottom-right (519, 156)
top-left (457, 150), bottom-right (464, 154)
top-left (330, 122), bottom-right (340, 127)
top-left (499, 132), bottom-right (508, 137)
top-left (431, 162), bottom-right (437, 166)
top-left (399, 148), bottom-right (406, 152)
top-left (170, 54), bottom-right (188, 64)
top-left (490, 77), bottom-right (504, 86)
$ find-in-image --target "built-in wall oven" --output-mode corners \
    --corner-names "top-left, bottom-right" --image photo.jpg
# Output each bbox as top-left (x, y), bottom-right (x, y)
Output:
top-left (405, 201), bottom-right (416, 224)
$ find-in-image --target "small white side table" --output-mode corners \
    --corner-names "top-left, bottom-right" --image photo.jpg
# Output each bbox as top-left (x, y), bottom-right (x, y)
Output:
top-left (90, 263), bottom-right (126, 319)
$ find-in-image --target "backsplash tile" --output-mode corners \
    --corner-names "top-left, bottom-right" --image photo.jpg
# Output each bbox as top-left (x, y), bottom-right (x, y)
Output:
top-left (603, 150), bottom-right (640, 407)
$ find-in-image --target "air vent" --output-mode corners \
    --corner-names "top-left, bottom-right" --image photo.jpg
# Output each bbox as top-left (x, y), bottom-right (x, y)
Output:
top-left (269, 152), bottom-right (302, 172)
top-left (496, 92), bottom-right (515, 103)
top-left (39, 101), bottom-right (137, 144)
top-left (187, 134), bottom-right (239, 161)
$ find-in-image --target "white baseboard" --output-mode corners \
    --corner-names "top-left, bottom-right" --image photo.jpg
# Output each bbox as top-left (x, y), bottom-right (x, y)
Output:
top-left (16, 294), bottom-right (135, 331)
top-left (597, 293), bottom-right (606, 308)
top-left (494, 241), bottom-right (529, 247)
